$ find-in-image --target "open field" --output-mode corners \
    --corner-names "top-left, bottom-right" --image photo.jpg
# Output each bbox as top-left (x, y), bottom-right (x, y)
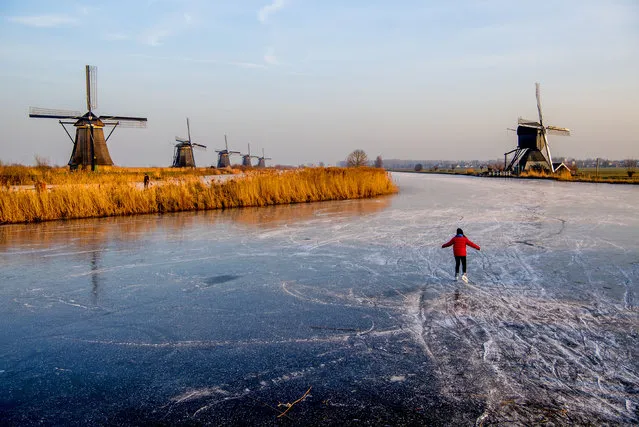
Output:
top-left (0, 167), bottom-right (397, 224)
top-left (572, 167), bottom-right (638, 181)
top-left (389, 167), bottom-right (639, 184)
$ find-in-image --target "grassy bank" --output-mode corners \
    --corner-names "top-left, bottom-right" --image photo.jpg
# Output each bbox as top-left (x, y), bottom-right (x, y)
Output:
top-left (0, 164), bottom-right (236, 187)
top-left (519, 168), bottom-right (639, 184)
top-left (391, 167), bottom-right (639, 184)
top-left (0, 167), bottom-right (397, 224)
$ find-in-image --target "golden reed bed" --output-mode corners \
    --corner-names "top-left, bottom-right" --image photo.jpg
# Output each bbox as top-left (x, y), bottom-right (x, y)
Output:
top-left (0, 167), bottom-right (398, 224)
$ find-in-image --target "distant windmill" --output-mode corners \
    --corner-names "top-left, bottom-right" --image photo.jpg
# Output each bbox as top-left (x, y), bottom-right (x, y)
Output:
top-left (172, 118), bottom-right (207, 167)
top-left (504, 83), bottom-right (571, 173)
top-left (29, 65), bottom-right (147, 171)
top-left (215, 134), bottom-right (241, 168)
top-left (241, 143), bottom-right (260, 167)
top-left (256, 148), bottom-right (272, 168)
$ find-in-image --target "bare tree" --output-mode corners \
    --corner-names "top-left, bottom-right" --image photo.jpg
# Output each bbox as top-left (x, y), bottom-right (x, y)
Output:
top-left (625, 159), bottom-right (637, 177)
top-left (34, 155), bottom-right (50, 168)
top-left (414, 163), bottom-right (423, 172)
top-left (374, 155), bottom-right (383, 168)
top-left (346, 149), bottom-right (368, 167)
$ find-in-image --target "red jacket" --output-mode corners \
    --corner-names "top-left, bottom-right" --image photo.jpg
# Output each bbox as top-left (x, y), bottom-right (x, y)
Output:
top-left (442, 235), bottom-right (480, 256)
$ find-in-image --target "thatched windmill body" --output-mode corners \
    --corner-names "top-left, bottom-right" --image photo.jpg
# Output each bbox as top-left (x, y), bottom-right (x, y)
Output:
top-left (256, 148), bottom-right (272, 168)
top-left (29, 65), bottom-right (147, 171)
top-left (215, 134), bottom-right (241, 168)
top-left (241, 143), bottom-right (260, 167)
top-left (172, 118), bottom-right (207, 167)
top-left (504, 83), bottom-right (570, 173)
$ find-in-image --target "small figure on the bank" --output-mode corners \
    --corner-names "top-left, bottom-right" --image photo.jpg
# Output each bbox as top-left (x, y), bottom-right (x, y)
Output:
top-left (442, 228), bottom-right (480, 282)
top-left (143, 174), bottom-right (150, 189)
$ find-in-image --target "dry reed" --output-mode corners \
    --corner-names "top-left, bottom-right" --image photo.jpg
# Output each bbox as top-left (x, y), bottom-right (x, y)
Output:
top-left (520, 168), bottom-right (639, 184)
top-left (0, 167), bottom-right (397, 224)
top-left (0, 165), bottom-right (232, 187)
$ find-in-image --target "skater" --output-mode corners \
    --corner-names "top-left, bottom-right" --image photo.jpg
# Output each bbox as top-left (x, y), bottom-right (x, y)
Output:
top-left (442, 228), bottom-right (480, 282)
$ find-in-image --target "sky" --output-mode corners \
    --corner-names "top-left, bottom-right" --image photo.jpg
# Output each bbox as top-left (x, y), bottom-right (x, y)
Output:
top-left (0, 0), bottom-right (638, 167)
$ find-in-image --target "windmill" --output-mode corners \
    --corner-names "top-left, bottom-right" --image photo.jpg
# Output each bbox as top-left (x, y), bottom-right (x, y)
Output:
top-left (172, 118), bottom-right (207, 167)
top-left (215, 134), bottom-right (241, 168)
top-left (256, 148), bottom-right (272, 168)
top-left (241, 143), bottom-right (260, 167)
top-left (504, 83), bottom-right (570, 174)
top-left (29, 65), bottom-right (147, 171)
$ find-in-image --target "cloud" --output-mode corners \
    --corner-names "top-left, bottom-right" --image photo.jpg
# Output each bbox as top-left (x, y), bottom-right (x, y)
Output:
top-left (258, 0), bottom-right (286, 23)
top-left (8, 14), bottom-right (76, 28)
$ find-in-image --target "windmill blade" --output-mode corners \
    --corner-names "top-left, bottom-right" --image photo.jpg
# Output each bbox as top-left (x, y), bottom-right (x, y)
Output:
top-left (29, 107), bottom-right (82, 119)
top-left (186, 118), bottom-right (191, 142)
top-left (100, 115), bottom-right (147, 128)
top-left (535, 82), bottom-right (544, 127)
top-left (100, 114), bottom-right (147, 122)
top-left (541, 131), bottom-right (555, 173)
top-left (102, 119), bottom-right (147, 128)
top-left (176, 137), bottom-right (189, 143)
top-left (192, 143), bottom-right (207, 149)
top-left (86, 65), bottom-right (98, 112)
top-left (546, 126), bottom-right (571, 136)
top-left (224, 134), bottom-right (229, 150)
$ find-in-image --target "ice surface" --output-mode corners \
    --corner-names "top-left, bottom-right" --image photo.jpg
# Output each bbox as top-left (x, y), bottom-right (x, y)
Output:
top-left (0, 173), bottom-right (637, 425)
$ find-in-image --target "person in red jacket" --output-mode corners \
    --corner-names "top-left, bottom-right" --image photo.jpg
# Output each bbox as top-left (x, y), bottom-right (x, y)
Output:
top-left (441, 228), bottom-right (480, 282)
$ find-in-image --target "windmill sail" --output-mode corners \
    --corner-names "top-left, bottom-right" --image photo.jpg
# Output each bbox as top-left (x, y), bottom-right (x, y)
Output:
top-left (100, 115), bottom-right (147, 127)
top-left (86, 65), bottom-right (98, 112)
top-left (29, 107), bottom-right (82, 119)
top-left (535, 82), bottom-right (543, 127)
top-left (546, 126), bottom-right (570, 136)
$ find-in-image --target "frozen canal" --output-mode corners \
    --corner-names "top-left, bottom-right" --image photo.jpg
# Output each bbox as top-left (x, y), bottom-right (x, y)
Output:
top-left (1, 173), bottom-right (637, 425)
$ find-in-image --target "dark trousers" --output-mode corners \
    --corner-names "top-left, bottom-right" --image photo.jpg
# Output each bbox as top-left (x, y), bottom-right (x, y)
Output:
top-left (454, 256), bottom-right (467, 274)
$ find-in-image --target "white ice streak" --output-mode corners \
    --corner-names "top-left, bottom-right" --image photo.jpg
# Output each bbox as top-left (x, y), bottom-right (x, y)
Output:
top-left (419, 284), bottom-right (639, 425)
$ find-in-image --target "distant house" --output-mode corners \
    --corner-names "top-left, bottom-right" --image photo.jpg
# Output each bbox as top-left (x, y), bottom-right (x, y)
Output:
top-left (552, 162), bottom-right (570, 173)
